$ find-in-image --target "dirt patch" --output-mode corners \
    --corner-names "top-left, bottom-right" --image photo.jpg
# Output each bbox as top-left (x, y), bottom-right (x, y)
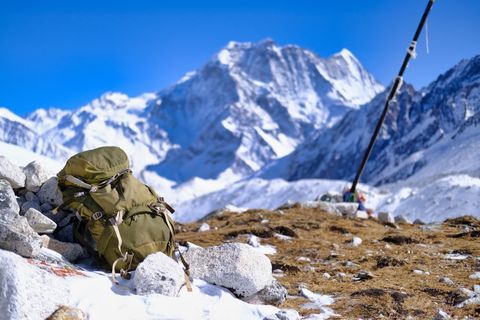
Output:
top-left (176, 207), bottom-right (480, 319)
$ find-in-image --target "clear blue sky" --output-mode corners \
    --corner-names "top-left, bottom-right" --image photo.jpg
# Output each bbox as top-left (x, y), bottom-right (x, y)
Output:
top-left (1, 0), bottom-right (479, 115)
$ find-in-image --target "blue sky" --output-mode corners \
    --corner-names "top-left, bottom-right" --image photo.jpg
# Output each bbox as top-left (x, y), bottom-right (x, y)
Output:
top-left (1, 0), bottom-right (479, 115)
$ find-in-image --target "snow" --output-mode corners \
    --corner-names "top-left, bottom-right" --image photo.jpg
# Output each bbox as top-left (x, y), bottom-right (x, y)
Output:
top-left (65, 270), bottom-right (283, 320)
top-left (0, 141), bottom-right (63, 172)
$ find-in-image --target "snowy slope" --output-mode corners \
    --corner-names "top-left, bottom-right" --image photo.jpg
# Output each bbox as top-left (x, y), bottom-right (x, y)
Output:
top-left (265, 54), bottom-right (480, 187)
top-left (146, 40), bottom-right (383, 184)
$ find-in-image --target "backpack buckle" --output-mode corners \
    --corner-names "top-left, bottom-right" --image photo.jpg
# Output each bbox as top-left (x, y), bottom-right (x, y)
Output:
top-left (92, 211), bottom-right (104, 221)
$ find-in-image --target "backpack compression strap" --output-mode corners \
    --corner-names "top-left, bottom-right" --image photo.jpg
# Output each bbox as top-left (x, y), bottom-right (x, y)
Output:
top-left (109, 210), bottom-right (134, 285)
top-left (64, 169), bottom-right (132, 192)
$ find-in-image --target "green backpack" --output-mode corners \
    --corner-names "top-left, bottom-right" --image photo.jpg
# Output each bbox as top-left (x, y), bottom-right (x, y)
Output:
top-left (56, 146), bottom-right (176, 280)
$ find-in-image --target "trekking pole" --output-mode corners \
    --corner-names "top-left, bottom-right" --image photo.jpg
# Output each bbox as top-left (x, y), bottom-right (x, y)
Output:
top-left (349, 0), bottom-right (436, 194)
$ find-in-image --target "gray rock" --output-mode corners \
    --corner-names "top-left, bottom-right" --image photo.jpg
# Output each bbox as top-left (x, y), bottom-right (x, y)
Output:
top-left (0, 179), bottom-right (20, 214)
top-left (352, 270), bottom-right (374, 281)
top-left (24, 191), bottom-right (39, 203)
top-left (0, 210), bottom-right (43, 257)
top-left (474, 284), bottom-right (480, 294)
top-left (439, 277), bottom-right (454, 286)
top-left (40, 236), bottom-right (86, 262)
top-left (394, 215), bottom-right (413, 224)
top-left (244, 279), bottom-right (287, 306)
top-left (37, 177), bottom-right (63, 207)
top-left (25, 208), bottom-right (57, 234)
top-left (40, 202), bottom-right (53, 212)
top-left (0, 156), bottom-right (26, 189)
top-left (378, 212), bottom-right (395, 224)
top-left (23, 161), bottom-right (53, 192)
top-left (134, 251), bottom-right (184, 296)
top-left (21, 200), bottom-right (42, 214)
top-left (0, 249), bottom-right (71, 320)
top-left (184, 243), bottom-right (273, 297)
top-left (263, 309), bottom-right (300, 320)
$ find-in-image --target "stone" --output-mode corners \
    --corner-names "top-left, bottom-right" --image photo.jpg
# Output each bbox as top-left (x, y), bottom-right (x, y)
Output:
top-left (0, 179), bottom-right (20, 214)
top-left (198, 222), bottom-right (210, 232)
top-left (439, 277), bottom-right (454, 286)
top-left (469, 272), bottom-right (480, 280)
top-left (355, 210), bottom-right (369, 219)
top-left (40, 202), bottom-right (53, 212)
top-left (184, 243), bottom-right (273, 297)
top-left (25, 208), bottom-right (57, 234)
top-left (350, 236), bottom-right (362, 247)
top-left (378, 212), bottom-right (395, 224)
top-left (352, 271), bottom-right (374, 281)
top-left (0, 209), bottom-right (43, 257)
top-left (263, 309), bottom-right (300, 320)
top-left (0, 249), bottom-right (71, 320)
top-left (433, 309), bottom-right (451, 320)
top-left (37, 177), bottom-right (63, 207)
top-left (473, 285), bottom-right (480, 294)
top-left (134, 251), bottom-right (184, 296)
top-left (0, 156), bottom-right (26, 189)
top-left (322, 273), bottom-right (331, 279)
top-left (317, 192), bottom-right (343, 203)
top-left (394, 215), bottom-right (413, 224)
top-left (311, 201), bottom-right (359, 217)
top-left (40, 236), bottom-right (86, 262)
top-left (25, 191), bottom-right (39, 203)
top-left (21, 200), bottom-right (42, 214)
top-left (47, 305), bottom-right (87, 320)
top-left (23, 161), bottom-right (53, 192)
top-left (244, 279), bottom-right (287, 306)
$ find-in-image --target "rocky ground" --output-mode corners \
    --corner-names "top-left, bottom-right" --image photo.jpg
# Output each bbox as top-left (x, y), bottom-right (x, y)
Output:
top-left (176, 206), bottom-right (480, 319)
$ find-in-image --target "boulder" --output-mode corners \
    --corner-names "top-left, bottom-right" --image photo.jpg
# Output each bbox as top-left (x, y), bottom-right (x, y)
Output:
top-left (21, 200), bottom-right (42, 214)
top-left (25, 191), bottom-right (39, 203)
top-left (47, 305), bottom-right (87, 320)
top-left (244, 279), bottom-right (287, 306)
top-left (184, 243), bottom-right (273, 297)
top-left (0, 249), bottom-right (71, 320)
top-left (23, 161), bottom-right (53, 192)
top-left (354, 210), bottom-right (369, 219)
top-left (134, 251), bottom-right (184, 296)
top-left (0, 156), bottom-right (26, 189)
top-left (37, 177), bottom-right (63, 207)
top-left (41, 236), bottom-right (86, 262)
top-left (378, 212), bottom-right (395, 224)
top-left (305, 201), bottom-right (358, 217)
top-left (25, 208), bottom-right (57, 234)
top-left (263, 309), bottom-right (300, 320)
top-left (0, 210), bottom-right (43, 257)
top-left (0, 179), bottom-right (20, 213)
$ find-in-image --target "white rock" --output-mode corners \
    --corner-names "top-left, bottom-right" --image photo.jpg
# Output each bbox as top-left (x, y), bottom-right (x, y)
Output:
top-left (433, 309), bottom-right (450, 320)
top-left (439, 277), bottom-right (454, 286)
top-left (25, 208), bottom-right (57, 234)
top-left (264, 309), bottom-right (300, 320)
top-left (394, 215), bottom-right (412, 224)
top-left (23, 161), bottom-right (53, 192)
top-left (36, 177), bottom-right (63, 207)
top-left (469, 272), bottom-right (480, 280)
top-left (0, 156), bottom-right (26, 189)
top-left (350, 236), bottom-right (362, 247)
top-left (0, 249), bottom-right (70, 320)
top-left (355, 210), bottom-right (369, 219)
top-left (473, 284), bottom-right (480, 294)
top-left (322, 273), bottom-right (331, 279)
top-left (134, 251), bottom-right (184, 296)
top-left (311, 201), bottom-right (359, 216)
top-left (0, 179), bottom-right (20, 213)
top-left (184, 243), bottom-right (273, 297)
top-left (0, 209), bottom-right (42, 257)
top-left (198, 222), bottom-right (210, 232)
top-left (378, 212), bottom-right (395, 224)
top-left (248, 234), bottom-right (261, 248)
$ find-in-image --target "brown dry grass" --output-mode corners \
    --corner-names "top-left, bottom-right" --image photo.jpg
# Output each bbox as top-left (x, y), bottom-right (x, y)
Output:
top-left (176, 207), bottom-right (480, 319)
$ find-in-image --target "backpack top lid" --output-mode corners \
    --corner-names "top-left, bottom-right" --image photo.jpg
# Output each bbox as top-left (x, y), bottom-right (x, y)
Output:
top-left (58, 146), bottom-right (130, 184)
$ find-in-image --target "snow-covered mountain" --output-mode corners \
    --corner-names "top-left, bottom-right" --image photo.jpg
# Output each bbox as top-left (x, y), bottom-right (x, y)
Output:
top-left (265, 54), bottom-right (480, 188)
top-left (1, 39), bottom-right (383, 189)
